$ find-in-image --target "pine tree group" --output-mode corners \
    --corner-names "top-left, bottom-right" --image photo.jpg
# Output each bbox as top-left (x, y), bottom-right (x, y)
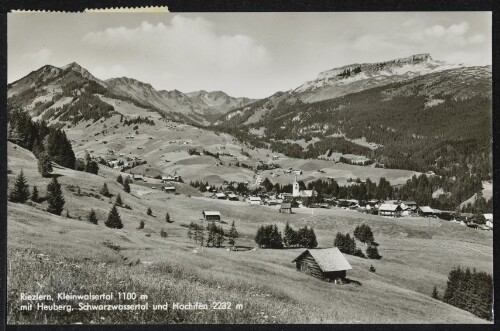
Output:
top-left (188, 222), bottom-right (205, 246)
top-left (105, 204), bottom-right (123, 229)
top-left (353, 224), bottom-right (374, 244)
top-left (283, 222), bottom-right (318, 248)
top-left (206, 221), bottom-right (225, 247)
top-left (255, 224), bottom-right (283, 249)
top-left (46, 177), bottom-right (65, 215)
top-left (9, 170), bottom-right (30, 203)
top-left (442, 267), bottom-right (492, 320)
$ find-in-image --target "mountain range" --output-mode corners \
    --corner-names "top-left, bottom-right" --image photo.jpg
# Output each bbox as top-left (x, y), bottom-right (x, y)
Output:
top-left (7, 53), bottom-right (492, 184)
top-left (7, 62), bottom-right (256, 125)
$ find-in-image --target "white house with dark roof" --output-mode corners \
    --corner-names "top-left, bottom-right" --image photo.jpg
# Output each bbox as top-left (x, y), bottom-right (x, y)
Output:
top-left (378, 203), bottom-right (402, 217)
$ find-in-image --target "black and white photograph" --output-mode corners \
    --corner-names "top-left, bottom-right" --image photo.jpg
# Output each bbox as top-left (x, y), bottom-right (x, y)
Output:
top-left (5, 11), bottom-right (494, 324)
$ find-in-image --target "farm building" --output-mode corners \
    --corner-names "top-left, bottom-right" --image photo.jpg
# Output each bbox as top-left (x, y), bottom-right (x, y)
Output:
top-left (280, 202), bottom-right (293, 214)
top-left (132, 174), bottom-right (144, 181)
top-left (248, 196), bottom-right (262, 205)
top-left (417, 206), bottom-right (434, 217)
top-left (484, 213), bottom-right (493, 228)
top-left (292, 248), bottom-right (352, 282)
top-left (227, 193), bottom-right (239, 201)
top-left (212, 192), bottom-right (227, 200)
top-left (163, 186), bottom-right (176, 193)
top-left (162, 175), bottom-right (182, 182)
top-left (378, 204), bottom-right (402, 217)
top-left (401, 201), bottom-right (418, 210)
top-left (202, 211), bottom-right (221, 222)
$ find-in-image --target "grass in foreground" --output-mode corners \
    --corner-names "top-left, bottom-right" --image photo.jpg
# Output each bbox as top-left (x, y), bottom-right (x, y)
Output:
top-left (7, 247), bottom-right (332, 324)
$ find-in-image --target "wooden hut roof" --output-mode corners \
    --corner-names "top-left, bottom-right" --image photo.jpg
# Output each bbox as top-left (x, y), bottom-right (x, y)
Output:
top-left (292, 248), bottom-right (352, 272)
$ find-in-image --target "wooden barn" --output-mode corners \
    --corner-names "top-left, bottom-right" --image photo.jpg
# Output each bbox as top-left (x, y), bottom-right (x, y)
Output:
top-left (202, 211), bottom-right (221, 222)
top-left (292, 248), bottom-right (352, 282)
top-left (279, 202), bottom-right (292, 213)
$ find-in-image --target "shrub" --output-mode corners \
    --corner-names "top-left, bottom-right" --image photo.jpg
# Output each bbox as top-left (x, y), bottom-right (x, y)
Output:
top-left (123, 181), bottom-right (130, 193)
top-left (100, 183), bottom-right (111, 197)
top-left (88, 209), bottom-right (98, 225)
top-left (369, 265), bottom-right (376, 273)
top-left (366, 245), bottom-right (382, 259)
top-left (160, 229), bottom-right (168, 238)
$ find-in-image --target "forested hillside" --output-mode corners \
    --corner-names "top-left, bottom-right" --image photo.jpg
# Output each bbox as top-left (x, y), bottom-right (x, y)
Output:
top-left (215, 66), bottom-right (492, 182)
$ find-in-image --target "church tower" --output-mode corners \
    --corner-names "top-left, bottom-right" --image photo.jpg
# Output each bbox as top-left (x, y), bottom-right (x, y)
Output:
top-left (292, 175), bottom-right (300, 197)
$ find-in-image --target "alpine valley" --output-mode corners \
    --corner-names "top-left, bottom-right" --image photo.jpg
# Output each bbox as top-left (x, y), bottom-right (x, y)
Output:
top-left (6, 53), bottom-right (493, 324)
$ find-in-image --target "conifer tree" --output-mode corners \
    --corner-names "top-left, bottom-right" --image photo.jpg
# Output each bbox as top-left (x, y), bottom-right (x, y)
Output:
top-left (88, 208), bottom-right (98, 224)
top-left (9, 170), bottom-right (30, 203)
top-left (165, 212), bottom-right (171, 223)
top-left (100, 183), bottom-right (111, 197)
top-left (228, 220), bottom-right (239, 247)
top-left (147, 207), bottom-right (152, 216)
top-left (37, 152), bottom-right (53, 178)
top-left (138, 220), bottom-right (145, 229)
top-left (116, 174), bottom-right (123, 185)
top-left (123, 180), bottom-right (130, 193)
top-left (105, 204), bottom-right (123, 229)
top-left (31, 185), bottom-right (39, 202)
top-left (46, 177), bottom-right (65, 215)
top-left (115, 193), bottom-right (123, 206)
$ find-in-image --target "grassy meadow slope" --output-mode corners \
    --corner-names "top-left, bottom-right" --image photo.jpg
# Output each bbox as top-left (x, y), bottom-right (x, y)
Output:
top-left (7, 142), bottom-right (492, 324)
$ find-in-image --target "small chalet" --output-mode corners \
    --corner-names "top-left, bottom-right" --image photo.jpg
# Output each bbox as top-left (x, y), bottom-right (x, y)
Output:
top-left (163, 186), bottom-right (176, 193)
top-left (417, 206), bottom-right (434, 217)
top-left (212, 192), bottom-right (227, 200)
top-left (292, 248), bottom-right (352, 282)
top-left (378, 204), bottom-right (402, 217)
top-left (279, 202), bottom-right (293, 214)
top-left (202, 211), bottom-right (221, 222)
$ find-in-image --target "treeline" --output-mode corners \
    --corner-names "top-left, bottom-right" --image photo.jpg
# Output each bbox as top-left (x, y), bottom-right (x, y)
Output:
top-left (123, 116), bottom-right (155, 126)
top-left (438, 267), bottom-right (493, 321)
top-left (8, 108), bottom-right (76, 169)
top-left (461, 193), bottom-right (493, 214)
top-left (254, 223), bottom-right (318, 249)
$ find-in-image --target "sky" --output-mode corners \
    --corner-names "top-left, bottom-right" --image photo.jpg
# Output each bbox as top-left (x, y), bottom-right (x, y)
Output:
top-left (8, 12), bottom-right (492, 98)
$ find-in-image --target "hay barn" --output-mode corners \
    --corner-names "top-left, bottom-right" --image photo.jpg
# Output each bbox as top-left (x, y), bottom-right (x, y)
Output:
top-left (292, 248), bottom-right (352, 282)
